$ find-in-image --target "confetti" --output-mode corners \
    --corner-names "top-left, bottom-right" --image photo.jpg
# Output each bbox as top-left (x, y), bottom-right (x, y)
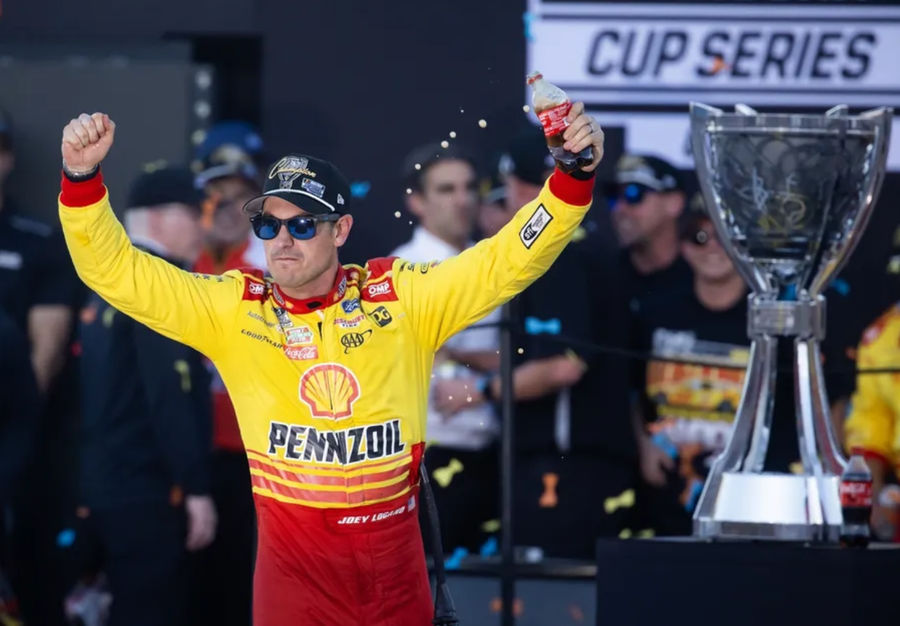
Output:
top-left (440, 140), bottom-right (450, 148)
top-left (449, 131), bottom-right (457, 138)
top-left (394, 211), bottom-right (401, 218)
top-left (478, 119), bottom-right (487, 128)
top-left (517, 347), bottom-right (524, 354)
top-left (406, 188), bottom-right (412, 194)
top-left (523, 105), bottom-right (531, 113)
top-left (460, 108), bottom-right (465, 113)
top-left (414, 163), bottom-right (422, 170)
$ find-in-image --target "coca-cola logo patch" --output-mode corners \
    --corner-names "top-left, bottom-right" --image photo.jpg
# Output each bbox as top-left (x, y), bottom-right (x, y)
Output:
top-left (519, 204), bottom-right (553, 249)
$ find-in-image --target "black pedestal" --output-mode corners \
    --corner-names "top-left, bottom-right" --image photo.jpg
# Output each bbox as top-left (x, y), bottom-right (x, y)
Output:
top-left (596, 538), bottom-right (900, 626)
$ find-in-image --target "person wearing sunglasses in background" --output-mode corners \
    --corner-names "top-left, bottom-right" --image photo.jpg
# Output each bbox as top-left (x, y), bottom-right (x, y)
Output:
top-left (56, 107), bottom-right (605, 626)
top-left (628, 196), bottom-right (749, 535)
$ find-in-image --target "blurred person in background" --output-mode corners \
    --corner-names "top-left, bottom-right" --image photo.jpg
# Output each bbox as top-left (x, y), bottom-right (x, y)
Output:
top-left (0, 107), bottom-right (82, 626)
top-left (630, 197), bottom-right (749, 535)
top-left (0, 108), bottom-right (78, 391)
top-left (437, 126), bottom-right (634, 558)
top-left (191, 121), bottom-right (264, 626)
top-left (391, 143), bottom-right (500, 558)
top-left (74, 167), bottom-right (215, 626)
top-left (844, 302), bottom-right (900, 541)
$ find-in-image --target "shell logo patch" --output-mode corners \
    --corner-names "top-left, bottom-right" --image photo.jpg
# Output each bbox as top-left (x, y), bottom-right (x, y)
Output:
top-left (299, 363), bottom-right (361, 420)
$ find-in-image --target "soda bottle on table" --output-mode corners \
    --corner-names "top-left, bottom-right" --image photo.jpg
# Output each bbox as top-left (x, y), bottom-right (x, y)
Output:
top-left (839, 453), bottom-right (872, 548)
top-left (527, 71), bottom-right (593, 172)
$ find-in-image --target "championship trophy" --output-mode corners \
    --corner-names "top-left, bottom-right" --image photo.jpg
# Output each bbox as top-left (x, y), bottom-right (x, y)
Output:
top-left (690, 102), bottom-right (892, 541)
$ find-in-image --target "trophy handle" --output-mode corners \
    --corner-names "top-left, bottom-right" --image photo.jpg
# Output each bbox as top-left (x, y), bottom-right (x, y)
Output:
top-left (689, 103), bottom-right (771, 295)
top-left (808, 107), bottom-right (893, 296)
top-left (795, 337), bottom-right (847, 475)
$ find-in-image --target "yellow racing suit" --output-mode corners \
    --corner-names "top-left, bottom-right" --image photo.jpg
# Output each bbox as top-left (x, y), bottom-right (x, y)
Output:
top-left (59, 167), bottom-right (595, 626)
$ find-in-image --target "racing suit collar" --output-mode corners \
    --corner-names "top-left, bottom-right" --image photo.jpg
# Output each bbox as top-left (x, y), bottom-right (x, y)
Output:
top-left (272, 265), bottom-right (348, 313)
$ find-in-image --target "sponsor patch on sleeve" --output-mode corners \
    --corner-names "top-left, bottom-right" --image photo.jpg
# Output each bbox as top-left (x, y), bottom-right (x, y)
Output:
top-left (519, 204), bottom-right (553, 249)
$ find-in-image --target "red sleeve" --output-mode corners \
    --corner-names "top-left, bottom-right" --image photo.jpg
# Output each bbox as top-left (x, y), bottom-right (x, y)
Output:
top-left (548, 168), bottom-right (595, 206)
top-left (60, 170), bottom-right (106, 207)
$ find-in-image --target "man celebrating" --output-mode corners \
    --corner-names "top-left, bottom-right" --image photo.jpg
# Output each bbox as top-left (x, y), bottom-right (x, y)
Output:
top-left (57, 107), bottom-right (603, 625)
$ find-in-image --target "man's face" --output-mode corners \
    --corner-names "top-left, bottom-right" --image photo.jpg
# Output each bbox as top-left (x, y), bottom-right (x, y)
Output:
top-left (259, 197), bottom-right (352, 291)
top-left (204, 176), bottom-right (258, 247)
top-left (681, 218), bottom-right (737, 282)
top-left (153, 203), bottom-right (204, 264)
top-left (409, 160), bottom-right (478, 246)
top-left (612, 185), bottom-right (682, 248)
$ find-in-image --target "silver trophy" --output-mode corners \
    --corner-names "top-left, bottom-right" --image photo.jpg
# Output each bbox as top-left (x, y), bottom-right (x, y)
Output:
top-left (690, 102), bottom-right (892, 541)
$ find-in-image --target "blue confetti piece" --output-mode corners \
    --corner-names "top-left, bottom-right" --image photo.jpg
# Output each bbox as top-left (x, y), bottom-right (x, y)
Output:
top-left (523, 12), bottom-right (535, 42)
top-left (349, 181), bottom-right (371, 199)
top-left (525, 316), bottom-right (561, 336)
top-left (480, 536), bottom-right (498, 558)
top-left (651, 432), bottom-right (678, 460)
top-left (685, 479), bottom-right (704, 513)
top-left (830, 278), bottom-right (850, 297)
top-left (444, 546), bottom-right (468, 570)
top-left (57, 528), bottom-right (76, 548)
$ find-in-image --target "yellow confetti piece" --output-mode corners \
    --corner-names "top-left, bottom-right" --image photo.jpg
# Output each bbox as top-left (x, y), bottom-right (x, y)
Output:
top-left (393, 211), bottom-right (401, 218)
top-left (478, 119), bottom-right (487, 128)
top-left (440, 140), bottom-right (450, 148)
top-left (618, 528), bottom-right (633, 539)
top-left (604, 488), bottom-right (635, 514)
top-left (636, 528), bottom-right (655, 538)
top-left (433, 458), bottom-right (464, 487)
top-left (449, 131), bottom-right (457, 138)
top-left (481, 518), bottom-right (501, 533)
top-left (517, 347), bottom-right (524, 354)
top-left (522, 105), bottom-right (531, 113)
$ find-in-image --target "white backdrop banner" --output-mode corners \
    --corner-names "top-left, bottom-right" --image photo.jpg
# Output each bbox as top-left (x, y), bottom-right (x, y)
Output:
top-left (526, 1), bottom-right (900, 169)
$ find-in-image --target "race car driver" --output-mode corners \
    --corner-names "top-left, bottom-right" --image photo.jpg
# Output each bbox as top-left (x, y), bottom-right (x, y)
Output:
top-left (56, 106), bottom-right (604, 626)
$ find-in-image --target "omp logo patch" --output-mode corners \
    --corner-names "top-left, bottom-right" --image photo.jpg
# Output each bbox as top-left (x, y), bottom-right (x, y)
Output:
top-left (519, 205), bottom-right (553, 249)
top-left (299, 363), bottom-right (361, 420)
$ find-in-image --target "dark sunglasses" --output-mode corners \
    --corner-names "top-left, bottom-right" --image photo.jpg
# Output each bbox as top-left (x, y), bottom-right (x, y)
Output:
top-left (250, 213), bottom-right (340, 241)
top-left (617, 183), bottom-right (650, 206)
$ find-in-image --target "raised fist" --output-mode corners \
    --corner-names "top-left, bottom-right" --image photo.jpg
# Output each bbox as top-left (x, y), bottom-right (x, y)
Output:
top-left (61, 113), bottom-right (116, 175)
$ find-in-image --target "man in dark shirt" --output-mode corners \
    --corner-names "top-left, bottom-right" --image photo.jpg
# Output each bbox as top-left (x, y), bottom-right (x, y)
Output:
top-left (77, 167), bottom-right (215, 626)
top-left (0, 108), bottom-right (79, 392)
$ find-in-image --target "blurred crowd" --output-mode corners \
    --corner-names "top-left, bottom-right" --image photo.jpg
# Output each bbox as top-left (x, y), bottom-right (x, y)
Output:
top-left (0, 104), bottom-right (899, 625)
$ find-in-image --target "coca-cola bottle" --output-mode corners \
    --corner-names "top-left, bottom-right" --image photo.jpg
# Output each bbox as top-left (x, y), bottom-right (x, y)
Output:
top-left (527, 71), bottom-right (593, 172)
top-left (839, 454), bottom-right (873, 547)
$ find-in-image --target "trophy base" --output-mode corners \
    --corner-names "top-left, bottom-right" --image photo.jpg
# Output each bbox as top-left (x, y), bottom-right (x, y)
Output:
top-left (693, 471), bottom-right (843, 542)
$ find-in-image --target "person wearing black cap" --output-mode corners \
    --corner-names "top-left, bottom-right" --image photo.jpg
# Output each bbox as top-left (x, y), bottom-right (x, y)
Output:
top-left (437, 125), bottom-right (635, 558)
top-left (74, 166), bottom-right (214, 626)
top-left (57, 106), bottom-right (604, 625)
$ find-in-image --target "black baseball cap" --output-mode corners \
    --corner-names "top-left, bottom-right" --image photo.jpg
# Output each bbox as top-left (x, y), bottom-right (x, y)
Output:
top-left (127, 166), bottom-right (204, 211)
top-left (497, 125), bottom-right (555, 187)
top-left (615, 154), bottom-right (684, 192)
top-left (243, 154), bottom-right (351, 216)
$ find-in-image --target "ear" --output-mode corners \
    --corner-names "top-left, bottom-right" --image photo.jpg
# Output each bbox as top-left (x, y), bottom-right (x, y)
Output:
top-left (406, 191), bottom-right (426, 218)
top-left (333, 215), bottom-right (354, 248)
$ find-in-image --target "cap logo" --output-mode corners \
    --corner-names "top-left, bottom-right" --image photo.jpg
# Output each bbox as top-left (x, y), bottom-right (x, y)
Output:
top-left (269, 156), bottom-right (316, 190)
top-left (337, 193), bottom-right (345, 206)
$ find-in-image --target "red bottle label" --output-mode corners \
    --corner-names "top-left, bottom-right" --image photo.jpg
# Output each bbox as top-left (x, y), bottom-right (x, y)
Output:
top-left (840, 480), bottom-right (873, 507)
top-left (537, 101), bottom-right (571, 137)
